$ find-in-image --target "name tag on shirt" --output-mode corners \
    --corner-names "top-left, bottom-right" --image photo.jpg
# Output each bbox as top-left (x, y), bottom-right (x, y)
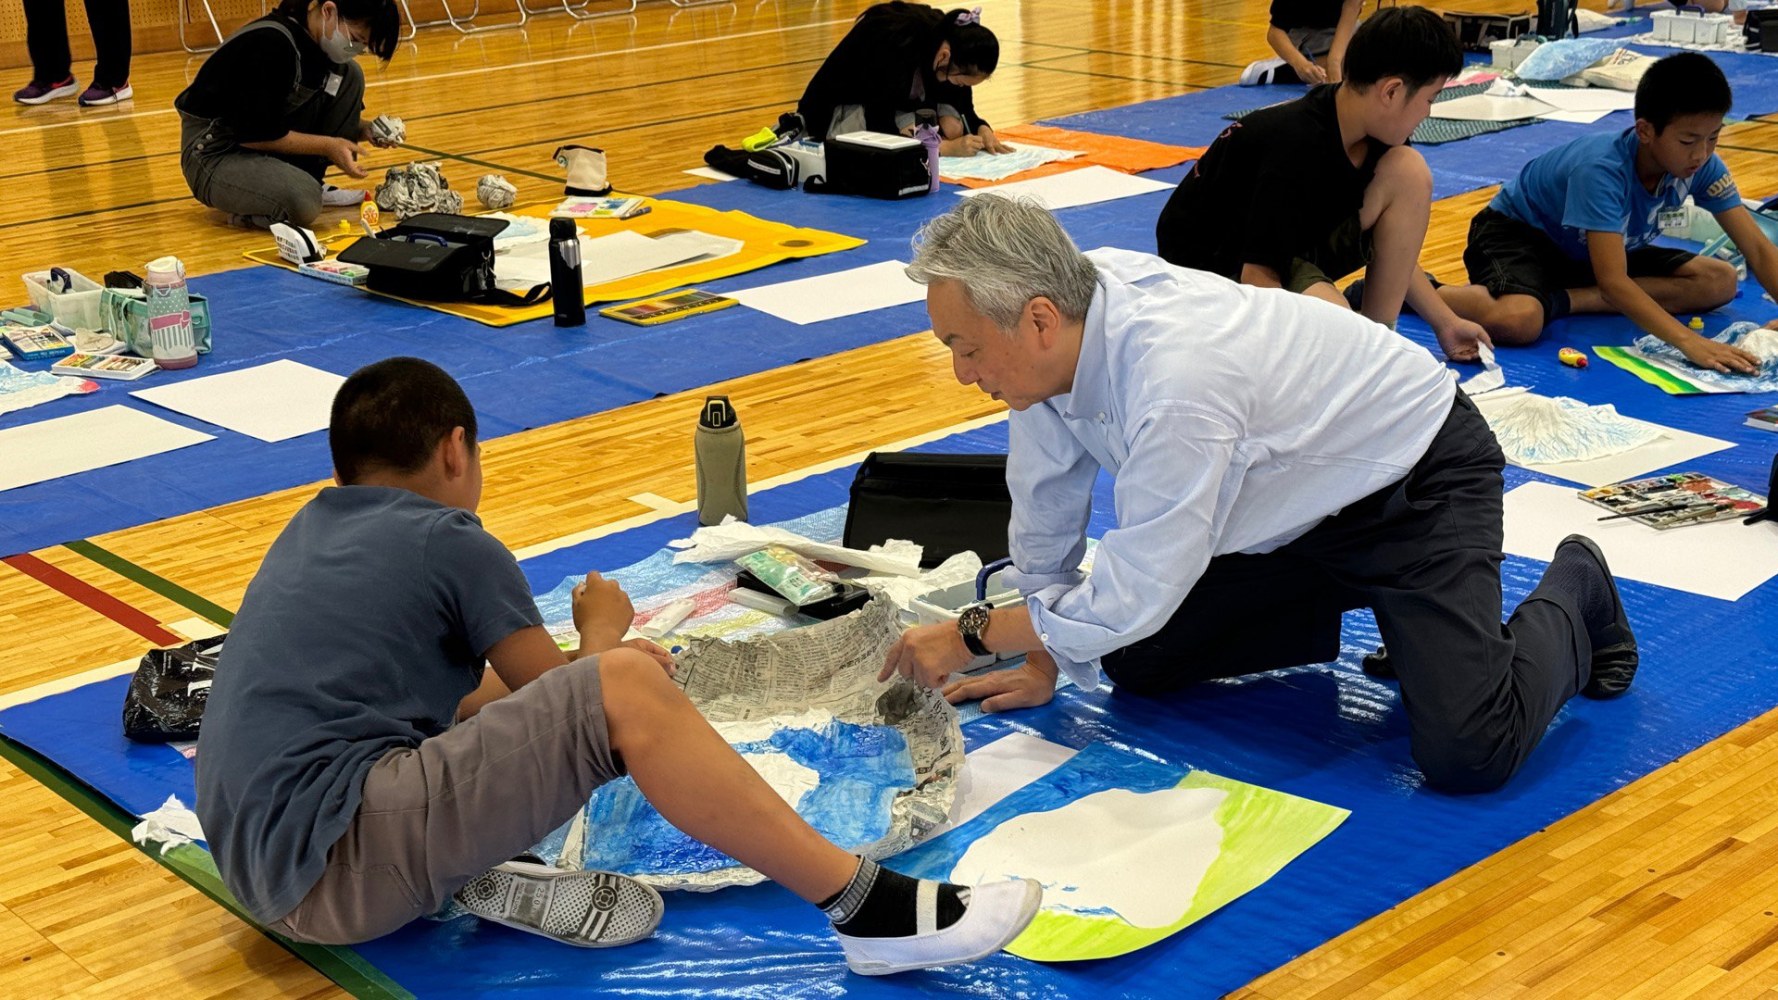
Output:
top-left (1658, 208), bottom-right (1689, 234)
top-left (324, 72), bottom-right (342, 96)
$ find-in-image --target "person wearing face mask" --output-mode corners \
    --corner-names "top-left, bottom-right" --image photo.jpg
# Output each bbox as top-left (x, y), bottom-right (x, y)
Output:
top-left (174, 0), bottom-right (402, 229)
top-left (797, 3), bottom-right (1008, 157)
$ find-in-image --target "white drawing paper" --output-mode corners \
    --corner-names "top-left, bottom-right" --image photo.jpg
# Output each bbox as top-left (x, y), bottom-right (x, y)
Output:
top-left (952, 786), bottom-right (1227, 928)
top-left (1430, 93), bottom-right (1558, 122)
top-left (956, 164), bottom-right (1175, 211)
top-left (1503, 481), bottom-right (1778, 601)
top-left (495, 230), bottom-right (708, 290)
top-left (0, 405), bottom-right (213, 492)
top-left (926, 733), bottom-right (1078, 838)
top-left (1524, 86), bottom-right (1638, 114)
top-left (131, 360), bottom-right (344, 443)
top-left (726, 260), bottom-right (927, 326)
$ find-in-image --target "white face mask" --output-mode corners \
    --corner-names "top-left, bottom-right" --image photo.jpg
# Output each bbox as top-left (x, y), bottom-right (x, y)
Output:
top-left (319, 5), bottom-right (364, 63)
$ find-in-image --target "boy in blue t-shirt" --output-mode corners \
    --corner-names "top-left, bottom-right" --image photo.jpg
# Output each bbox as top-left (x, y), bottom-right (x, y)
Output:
top-left (1439, 53), bottom-right (1778, 374)
top-left (196, 357), bottom-right (1039, 973)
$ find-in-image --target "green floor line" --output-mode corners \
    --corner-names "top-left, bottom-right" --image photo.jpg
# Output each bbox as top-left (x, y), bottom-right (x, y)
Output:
top-left (63, 540), bottom-right (236, 628)
top-left (0, 735), bottom-right (409, 1000)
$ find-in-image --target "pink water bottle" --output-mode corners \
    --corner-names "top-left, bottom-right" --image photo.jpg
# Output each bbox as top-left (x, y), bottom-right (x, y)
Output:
top-left (143, 256), bottom-right (198, 370)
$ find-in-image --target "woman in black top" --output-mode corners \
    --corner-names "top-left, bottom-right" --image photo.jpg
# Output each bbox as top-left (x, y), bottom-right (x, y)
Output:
top-left (175, 0), bottom-right (401, 229)
top-left (797, 3), bottom-right (1009, 156)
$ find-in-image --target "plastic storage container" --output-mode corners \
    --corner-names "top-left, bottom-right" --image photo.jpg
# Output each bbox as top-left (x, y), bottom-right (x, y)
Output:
top-left (23, 268), bottom-right (104, 330)
top-left (905, 567), bottom-right (1026, 670)
top-left (1650, 8), bottom-right (1734, 46)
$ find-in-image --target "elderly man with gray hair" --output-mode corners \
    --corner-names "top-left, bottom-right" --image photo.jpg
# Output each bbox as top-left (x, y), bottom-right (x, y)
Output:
top-left (878, 195), bottom-right (1639, 792)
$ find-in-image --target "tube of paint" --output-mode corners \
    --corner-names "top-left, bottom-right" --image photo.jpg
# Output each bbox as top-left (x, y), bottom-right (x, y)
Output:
top-left (728, 587), bottom-right (794, 616)
top-left (637, 598), bottom-right (695, 639)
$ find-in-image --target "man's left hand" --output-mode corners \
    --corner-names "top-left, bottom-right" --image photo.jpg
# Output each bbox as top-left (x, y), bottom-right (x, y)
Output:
top-left (879, 623), bottom-right (975, 689)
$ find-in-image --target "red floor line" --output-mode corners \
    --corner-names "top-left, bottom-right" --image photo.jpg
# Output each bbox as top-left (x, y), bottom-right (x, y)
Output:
top-left (3, 553), bottom-right (183, 647)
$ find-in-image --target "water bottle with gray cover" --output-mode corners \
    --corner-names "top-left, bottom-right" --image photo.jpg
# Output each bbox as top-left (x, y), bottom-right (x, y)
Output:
top-left (695, 396), bottom-right (748, 525)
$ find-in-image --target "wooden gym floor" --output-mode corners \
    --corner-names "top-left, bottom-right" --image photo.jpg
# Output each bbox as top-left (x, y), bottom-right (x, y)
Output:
top-left (3, 0), bottom-right (1778, 995)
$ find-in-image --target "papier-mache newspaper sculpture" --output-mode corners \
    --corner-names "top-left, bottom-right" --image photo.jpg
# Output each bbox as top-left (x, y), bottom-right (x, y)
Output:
top-left (560, 597), bottom-right (964, 890)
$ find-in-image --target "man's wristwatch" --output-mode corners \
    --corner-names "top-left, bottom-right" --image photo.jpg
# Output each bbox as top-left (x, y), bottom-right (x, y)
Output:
top-left (957, 601), bottom-right (993, 657)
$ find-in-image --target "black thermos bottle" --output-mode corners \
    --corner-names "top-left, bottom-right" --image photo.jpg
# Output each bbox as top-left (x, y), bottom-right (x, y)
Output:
top-left (549, 217), bottom-right (586, 327)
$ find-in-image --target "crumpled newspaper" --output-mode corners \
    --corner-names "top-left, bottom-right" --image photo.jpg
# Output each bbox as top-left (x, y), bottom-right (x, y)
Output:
top-left (670, 516), bottom-right (924, 576)
top-left (374, 162), bottom-right (464, 220)
top-left (368, 113), bottom-right (405, 148)
top-left (476, 173), bottom-right (518, 210)
top-left (130, 795), bottom-right (206, 856)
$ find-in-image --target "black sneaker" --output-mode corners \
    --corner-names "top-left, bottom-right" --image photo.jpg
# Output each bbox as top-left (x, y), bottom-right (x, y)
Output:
top-left (1555, 535), bottom-right (1638, 699)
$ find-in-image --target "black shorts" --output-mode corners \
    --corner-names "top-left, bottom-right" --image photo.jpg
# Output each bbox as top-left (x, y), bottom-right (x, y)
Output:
top-left (1462, 208), bottom-right (1697, 322)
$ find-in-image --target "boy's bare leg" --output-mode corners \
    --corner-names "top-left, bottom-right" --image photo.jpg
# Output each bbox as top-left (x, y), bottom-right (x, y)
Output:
top-left (1356, 145), bottom-right (1433, 329)
top-left (1566, 256), bottom-right (1739, 314)
top-left (599, 649), bottom-right (857, 904)
top-left (1439, 254), bottom-right (1737, 346)
top-left (1302, 281), bottom-right (1350, 309)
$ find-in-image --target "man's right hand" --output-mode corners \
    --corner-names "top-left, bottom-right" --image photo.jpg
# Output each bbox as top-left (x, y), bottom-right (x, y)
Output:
top-left (325, 137), bottom-right (367, 178)
top-left (940, 651), bottom-right (1059, 714)
top-left (572, 572), bottom-right (635, 651)
top-left (1681, 335), bottom-right (1761, 375)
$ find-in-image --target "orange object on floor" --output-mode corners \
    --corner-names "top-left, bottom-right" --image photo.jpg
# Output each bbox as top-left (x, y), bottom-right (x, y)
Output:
top-left (946, 124), bottom-right (1204, 189)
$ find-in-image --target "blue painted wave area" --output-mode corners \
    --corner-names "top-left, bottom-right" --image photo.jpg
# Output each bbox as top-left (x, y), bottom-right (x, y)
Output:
top-left (580, 718), bottom-right (913, 877)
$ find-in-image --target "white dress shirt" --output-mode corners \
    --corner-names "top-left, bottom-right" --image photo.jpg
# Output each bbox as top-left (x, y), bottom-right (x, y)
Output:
top-left (1006, 248), bottom-right (1457, 689)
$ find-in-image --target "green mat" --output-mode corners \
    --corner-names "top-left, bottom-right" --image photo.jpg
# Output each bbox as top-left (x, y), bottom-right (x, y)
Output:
top-left (0, 734), bottom-right (412, 1000)
top-left (1226, 82), bottom-right (1543, 145)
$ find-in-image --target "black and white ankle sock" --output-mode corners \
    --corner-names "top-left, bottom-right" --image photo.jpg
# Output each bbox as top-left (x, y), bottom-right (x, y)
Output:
top-left (820, 859), bottom-right (969, 938)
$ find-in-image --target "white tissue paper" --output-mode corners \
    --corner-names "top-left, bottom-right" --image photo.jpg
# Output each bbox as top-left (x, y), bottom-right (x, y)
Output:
top-left (1459, 343), bottom-right (1508, 396)
top-left (670, 516), bottom-right (925, 576)
top-left (130, 795), bottom-right (206, 856)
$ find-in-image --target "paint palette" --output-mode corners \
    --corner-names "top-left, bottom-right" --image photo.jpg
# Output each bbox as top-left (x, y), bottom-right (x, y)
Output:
top-left (1579, 472), bottom-right (1767, 529)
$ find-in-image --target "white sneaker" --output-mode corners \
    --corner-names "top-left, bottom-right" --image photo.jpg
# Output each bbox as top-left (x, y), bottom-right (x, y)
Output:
top-left (1238, 57), bottom-right (1290, 86)
top-left (453, 860), bottom-right (664, 948)
top-left (837, 878), bottom-right (1043, 976)
top-left (322, 185), bottom-right (367, 207)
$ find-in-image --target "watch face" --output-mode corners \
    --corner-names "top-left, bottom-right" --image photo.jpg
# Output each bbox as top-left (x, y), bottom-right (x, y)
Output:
top-left (959, 604), bottom-right (990, 634)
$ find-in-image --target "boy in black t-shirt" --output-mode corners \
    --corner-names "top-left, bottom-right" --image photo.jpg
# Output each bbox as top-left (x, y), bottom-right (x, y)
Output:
top-left (1239, 0), bottom-right (1363, 87)
top-left (1157, 6), bottom-right (1490, 362)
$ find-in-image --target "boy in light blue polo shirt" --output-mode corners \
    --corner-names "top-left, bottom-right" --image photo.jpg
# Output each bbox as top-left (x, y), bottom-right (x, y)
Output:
top-left (1439, 53), bottom-right (1778, 374)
